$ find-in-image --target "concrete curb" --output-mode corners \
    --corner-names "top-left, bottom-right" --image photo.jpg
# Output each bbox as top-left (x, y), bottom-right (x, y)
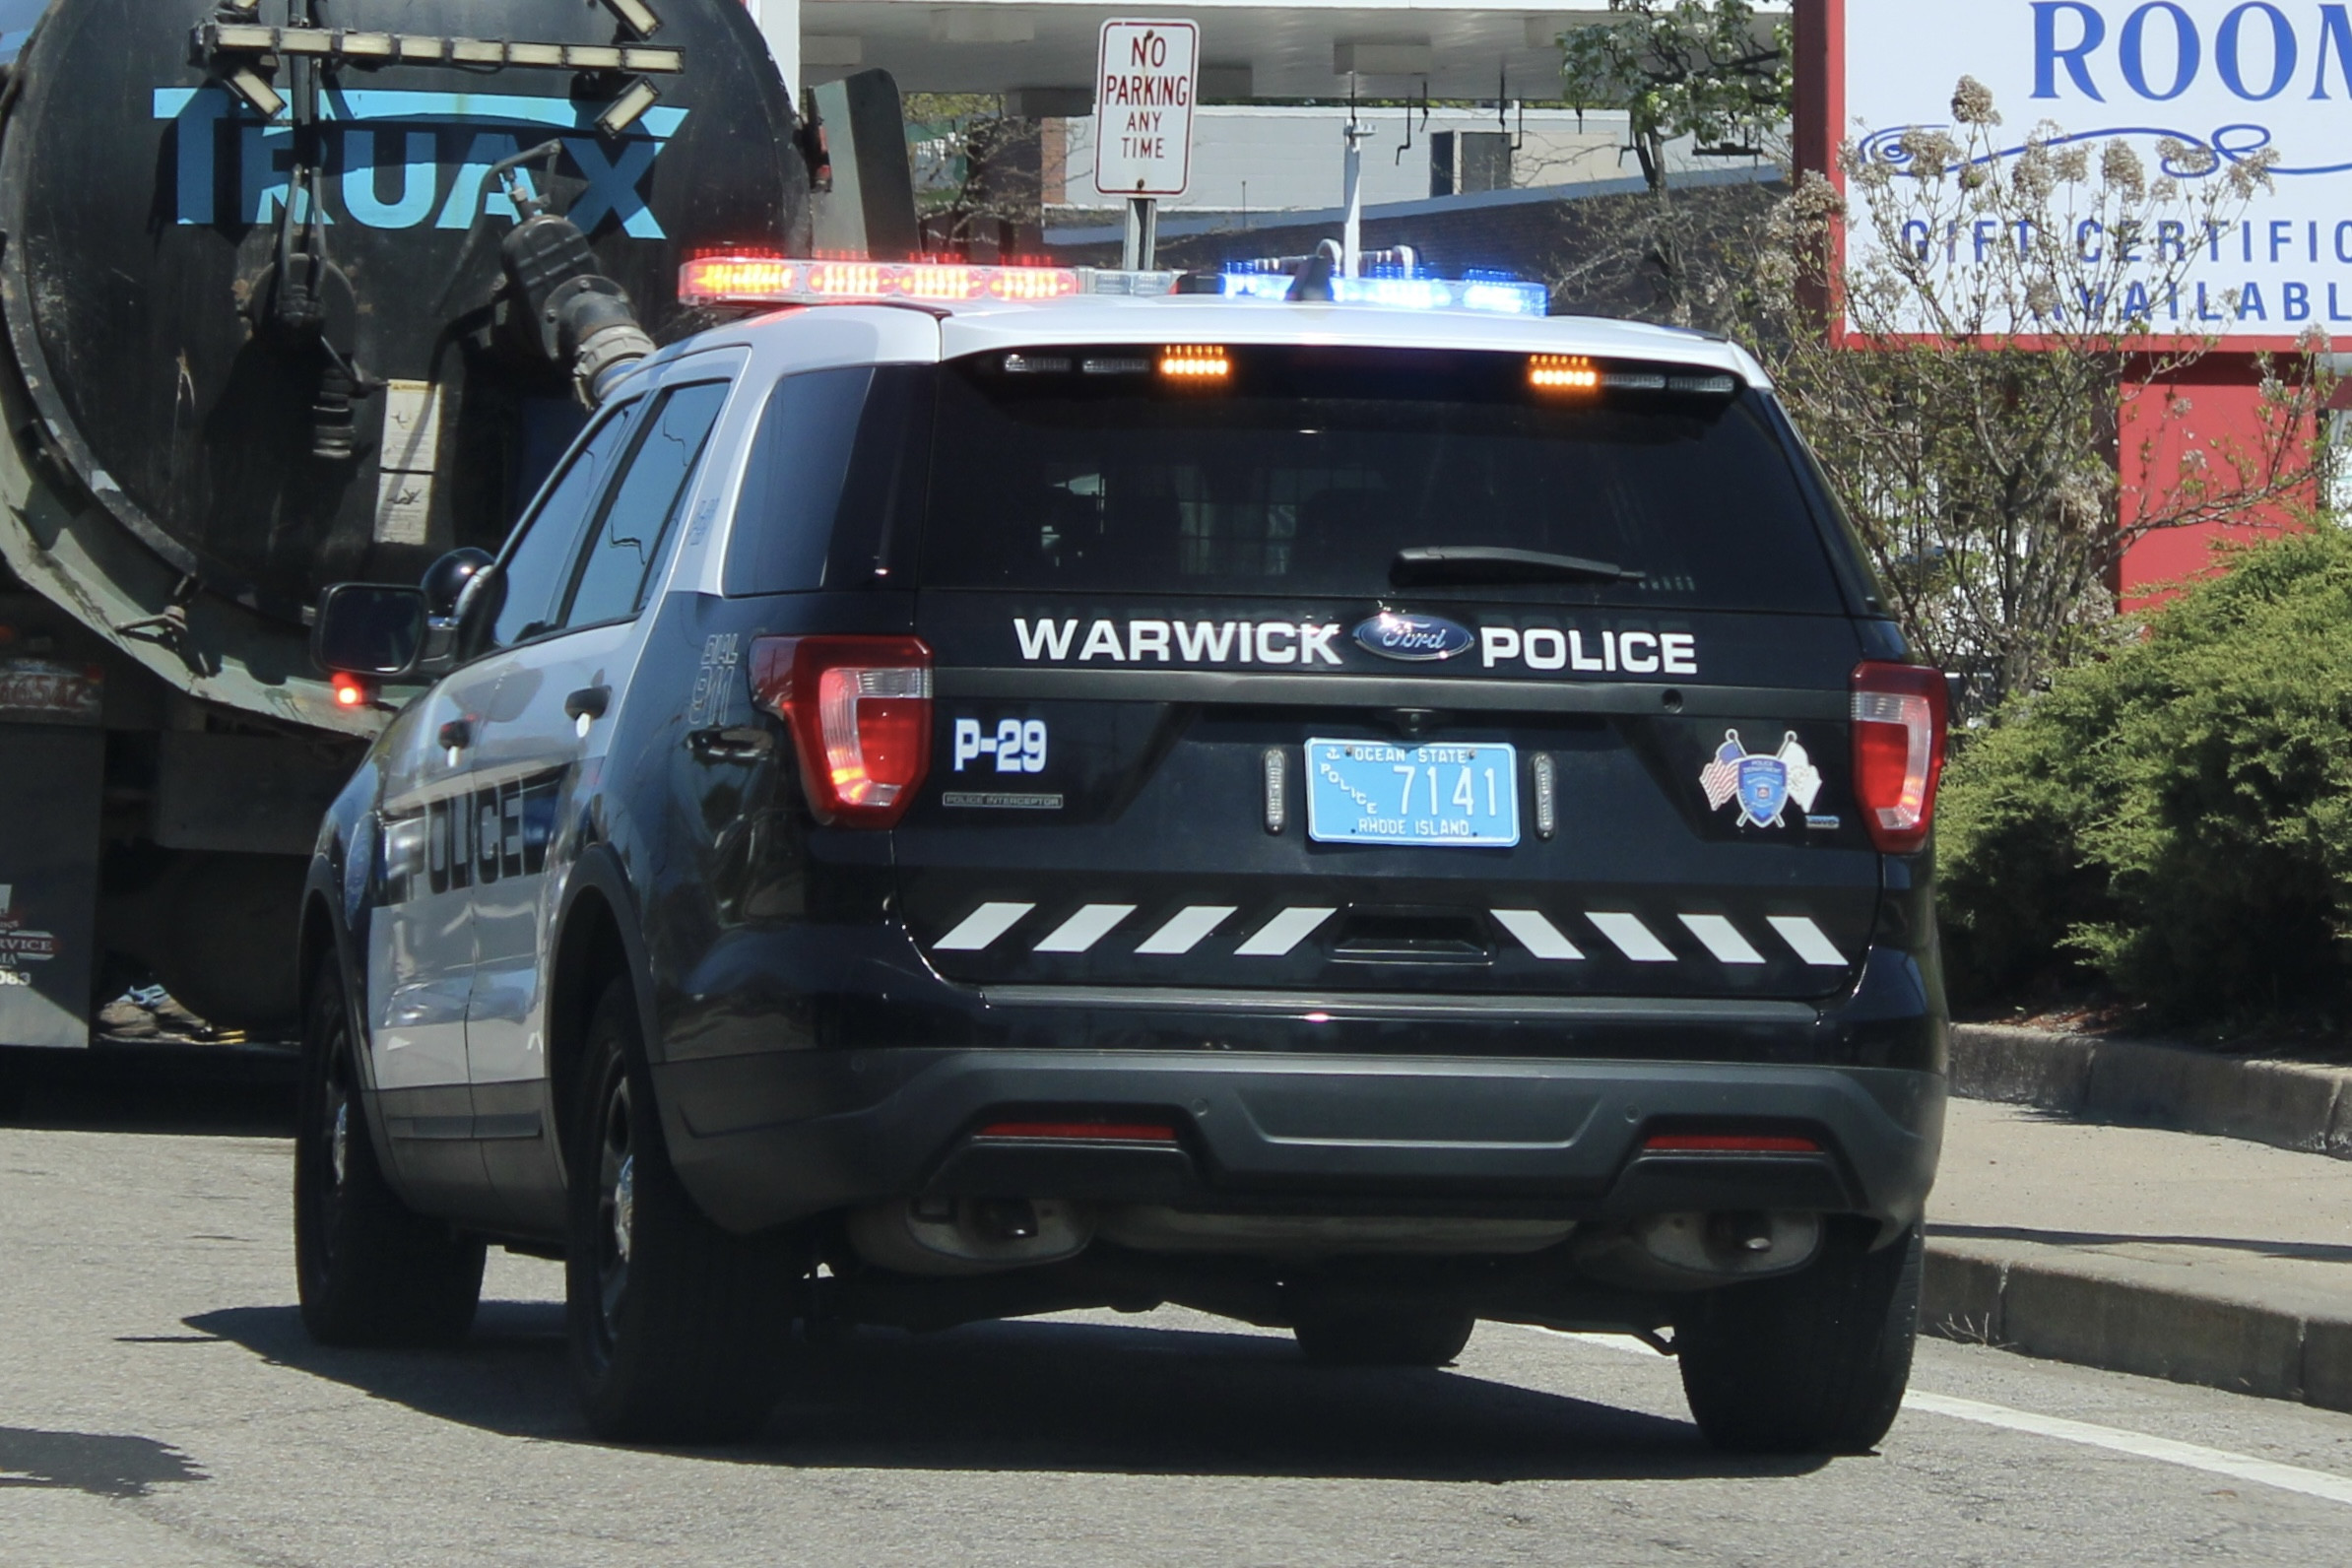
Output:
top-left (1922, 1242), bottom-right (2352, 1415)
top-left (1950, 1024), bottom-right (2352, 1158)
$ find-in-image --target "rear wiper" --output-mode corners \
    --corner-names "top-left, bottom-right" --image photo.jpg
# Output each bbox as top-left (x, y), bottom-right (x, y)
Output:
top-left (1389, 546), bottom-right (1645, 588)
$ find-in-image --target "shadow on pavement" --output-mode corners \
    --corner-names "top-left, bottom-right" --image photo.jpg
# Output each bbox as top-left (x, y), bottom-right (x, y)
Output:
top-left (0, 1426), bottom-right (207, 1497)
top-left (188, 1301), bottom-right (1823, 1483)
top-left (0, 1044), bottom-right (295, 1139)
top-left (1932, 1221), bottom-right (2352, 1266)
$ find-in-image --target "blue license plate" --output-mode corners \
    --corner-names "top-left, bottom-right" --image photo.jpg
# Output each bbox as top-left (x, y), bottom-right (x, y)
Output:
top-left (1304, 739), bottom-right (1520, 847)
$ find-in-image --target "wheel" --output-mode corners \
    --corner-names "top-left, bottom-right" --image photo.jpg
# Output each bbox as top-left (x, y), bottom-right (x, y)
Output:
top-left (1292, 1304), bottom-right (1476, 1367)
top-left (565, 977), bottom-right (788, 1443)
top-left (294, 964), bottom-right (484, 1347)
top-left (1672, 1220), bottom-right (1923, 1455)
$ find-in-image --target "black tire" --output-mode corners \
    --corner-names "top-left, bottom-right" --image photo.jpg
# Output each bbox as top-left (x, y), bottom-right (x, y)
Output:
top-left (1673, 1220), bottom-right (1923, 1455)
top-left (1292, 1304), bottom-right (1476, 1367)
top-left (294, 963), bottom-right (485, 1347)
top-left (565, 978), bottom-right (788, 1444)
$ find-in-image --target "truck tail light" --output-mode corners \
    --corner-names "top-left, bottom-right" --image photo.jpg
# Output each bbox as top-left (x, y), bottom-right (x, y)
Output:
top-left (1850, 661), bottom-right (1948, 854)
top-left (750, 635), bottom-right (932, 827)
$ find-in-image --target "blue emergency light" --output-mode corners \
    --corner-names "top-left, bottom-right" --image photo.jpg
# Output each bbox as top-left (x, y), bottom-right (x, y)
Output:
top-left (1216, 266), bottom-right (1547, 316)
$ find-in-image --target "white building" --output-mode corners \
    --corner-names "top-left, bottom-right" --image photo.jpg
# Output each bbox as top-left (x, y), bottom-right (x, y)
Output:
top-left (739, 1), bottom-right (1786, 245)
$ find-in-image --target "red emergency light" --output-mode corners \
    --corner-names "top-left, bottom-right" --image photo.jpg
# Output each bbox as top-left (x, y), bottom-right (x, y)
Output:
top-left (679, 252), bottom-right (1083, 307)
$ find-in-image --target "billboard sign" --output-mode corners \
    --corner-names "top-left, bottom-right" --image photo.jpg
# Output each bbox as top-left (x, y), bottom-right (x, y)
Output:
top-left (1841, 0), bottom-right (2352, 342)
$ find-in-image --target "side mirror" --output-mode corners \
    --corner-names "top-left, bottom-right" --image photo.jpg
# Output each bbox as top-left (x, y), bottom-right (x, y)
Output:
top-left (313, 582), bottom-right (427, 679)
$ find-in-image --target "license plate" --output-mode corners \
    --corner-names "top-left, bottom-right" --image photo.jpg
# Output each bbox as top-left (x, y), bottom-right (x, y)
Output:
top-left (1304, 739), bottom-right (1520, 848)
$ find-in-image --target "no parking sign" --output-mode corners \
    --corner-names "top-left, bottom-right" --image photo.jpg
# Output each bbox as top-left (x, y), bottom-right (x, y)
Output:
top-left (1091, 19), bottom-right (1198, 198)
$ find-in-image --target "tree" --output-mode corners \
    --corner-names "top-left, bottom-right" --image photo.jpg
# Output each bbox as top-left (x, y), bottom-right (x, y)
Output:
top-left (1559, 0), bottom-right (1792, 322)
top-left (902, 95), bottom-right (1046, 257)
top-left (1746, 79), bottom-right (2331, 714)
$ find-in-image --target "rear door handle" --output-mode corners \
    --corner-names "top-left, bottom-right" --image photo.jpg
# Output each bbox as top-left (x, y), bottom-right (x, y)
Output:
top-left (437, 719), bottom-right (472, 751)
top-left (564, 686), bottom-right (611, 722)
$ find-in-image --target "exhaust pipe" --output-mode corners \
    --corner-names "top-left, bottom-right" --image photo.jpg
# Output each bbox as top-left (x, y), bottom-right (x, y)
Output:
top-left (1573, 1210), bottom-right (1824, 1291)
top-left (847, 1196), bottom-right (1094, 1275)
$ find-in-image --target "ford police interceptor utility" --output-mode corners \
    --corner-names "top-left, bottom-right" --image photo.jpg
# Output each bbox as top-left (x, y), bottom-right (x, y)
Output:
top-left (297, 254), bottom-right (1948, 1453)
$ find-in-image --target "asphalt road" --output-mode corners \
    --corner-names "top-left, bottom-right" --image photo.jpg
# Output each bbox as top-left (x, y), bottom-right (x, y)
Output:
top-left (6, 1064), bottom-right (2352, 1566)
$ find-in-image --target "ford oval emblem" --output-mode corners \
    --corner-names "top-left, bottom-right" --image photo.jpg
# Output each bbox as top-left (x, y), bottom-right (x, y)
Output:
top-left (1351, 613), bottom-right (1475, 662)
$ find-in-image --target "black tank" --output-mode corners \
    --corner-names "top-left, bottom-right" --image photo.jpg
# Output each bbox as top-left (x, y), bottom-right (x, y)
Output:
top-left (0, 0), bottom-right (808, 621)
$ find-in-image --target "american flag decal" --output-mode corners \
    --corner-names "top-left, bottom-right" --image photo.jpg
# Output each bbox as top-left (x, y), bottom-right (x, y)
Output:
top-left (1701, 738), bottom-right (1742, 811)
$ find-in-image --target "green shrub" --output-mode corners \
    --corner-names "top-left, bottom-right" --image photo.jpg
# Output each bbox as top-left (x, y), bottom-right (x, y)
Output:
top-left (1938, 527), bottom-right (2352, 1021)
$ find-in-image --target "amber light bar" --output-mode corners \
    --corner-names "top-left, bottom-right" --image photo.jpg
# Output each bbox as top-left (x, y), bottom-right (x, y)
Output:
top-left (1529, 354), bottom-right (1600, 392)
top-left (678, 254), bottom-right (1084, 306)
top-left (1159, 345), bottom-right (1230, 379)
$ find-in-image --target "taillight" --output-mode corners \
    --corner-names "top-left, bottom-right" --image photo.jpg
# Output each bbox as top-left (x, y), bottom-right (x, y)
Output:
top-left (1850, 661), bottom-right (1948, 854)
top-left (976, 1121), bottom-right (1181, 1143)
top-left (749, 635), bottom-right (933, 827)
top-left (1642, 1132), bottom-right (1822, 1154)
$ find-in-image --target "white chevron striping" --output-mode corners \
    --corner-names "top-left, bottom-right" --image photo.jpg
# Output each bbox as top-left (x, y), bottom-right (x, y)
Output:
top-left (1490, 909), bottom-right (1585, 960)
top-left (1134, 904), bottom-right (1237, 955)
top-left (1034, 903), bottom-right (1138, 953)
top-left (1679, 914), bottom-right (1765, 965)
top-left (1767, 914), bottom-right (1848, 967)
top-left (1587, 911), bottom-right (1676, 963)
top-left (934, 901), bottom-right (1035, 951)
top-left (1234, 906), bottom-right (1338, 957)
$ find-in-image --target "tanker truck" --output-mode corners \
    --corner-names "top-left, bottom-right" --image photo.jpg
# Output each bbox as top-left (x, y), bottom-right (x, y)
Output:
top-left (0, 0), bottom-right (813, 1065)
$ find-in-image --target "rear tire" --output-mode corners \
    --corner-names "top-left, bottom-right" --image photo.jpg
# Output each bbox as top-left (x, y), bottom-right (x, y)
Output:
top-left (294, 964), bottom-right (485, 1347)
top-left (565, 978), bottom-right (788, 1444)
top-left (1292, 1305), bottom-right (1475, 1367)
top-left (1673, 1220), bottom-right (1923, 1455)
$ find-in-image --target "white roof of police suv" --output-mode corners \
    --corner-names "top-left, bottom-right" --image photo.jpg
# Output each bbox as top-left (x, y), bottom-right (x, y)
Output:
top-left (707, 295), bottom-right (1771, 388)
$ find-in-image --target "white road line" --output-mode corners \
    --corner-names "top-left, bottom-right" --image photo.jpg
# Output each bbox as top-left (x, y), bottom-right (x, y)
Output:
top-left (1032, 903), bottom-right (1136, 953)
top-left (1767, 914), bottom-right (1848, 967)
top-left (1901, 1391), bottom-right (2352, 1509)
top-left (933, 901), bottom-right (1034, 951)
top-left (1491, 909), bottom-right (1585, 960)
top-left (1586, 911), bottom-right (1676, 963)
top-left (1511, 1325), bottom-right (2352, 1510)
top-left (1678, 914), bottom-right (1765, 965)
top-left (1234, 907), bottom-right (1337, 957)
top-left (1134, 905), bottom-right (1236, 955)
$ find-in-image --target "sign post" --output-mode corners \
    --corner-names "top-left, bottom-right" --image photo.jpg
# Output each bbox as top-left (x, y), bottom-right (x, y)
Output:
top-left (1092, 19), bottom-right (1198, 270)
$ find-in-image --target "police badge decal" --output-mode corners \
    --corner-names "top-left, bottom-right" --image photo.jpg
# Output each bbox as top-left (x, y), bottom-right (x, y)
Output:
top-left (1700, 730), bottom-right (1822, 828)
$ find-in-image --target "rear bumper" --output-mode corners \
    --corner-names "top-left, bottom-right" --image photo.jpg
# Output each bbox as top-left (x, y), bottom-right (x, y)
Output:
top-left (660, 1043), bottom-right (1943, 1238)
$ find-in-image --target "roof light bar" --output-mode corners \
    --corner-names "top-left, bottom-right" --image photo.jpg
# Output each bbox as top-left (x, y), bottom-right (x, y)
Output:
top-left (679, 254), bottom-right (1086, 306)
top-left (675, 252), bottom-right (1547, 316)
top-left (1219, 270), bottom-right (1547, 315)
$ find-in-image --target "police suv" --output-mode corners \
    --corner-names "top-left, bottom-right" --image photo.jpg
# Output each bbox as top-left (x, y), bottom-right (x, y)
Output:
top-left (300, 254), bottom-right (1948, 1453)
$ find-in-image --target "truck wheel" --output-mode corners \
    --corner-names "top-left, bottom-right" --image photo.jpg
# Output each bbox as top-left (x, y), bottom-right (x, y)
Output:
top-left (1292, 1305), bottom-right (1475, 1367)
top-left (1673, 1220), bottom-right (1923, 1455)
top-left (294, 965), bottom-right (484, 1347)
top-left (565, 977), bottom-right (787, 1444)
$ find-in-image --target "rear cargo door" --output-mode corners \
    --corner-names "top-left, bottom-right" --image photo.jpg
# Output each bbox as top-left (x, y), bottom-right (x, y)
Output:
top-left (892, 345), bottom-right (1878, 1003)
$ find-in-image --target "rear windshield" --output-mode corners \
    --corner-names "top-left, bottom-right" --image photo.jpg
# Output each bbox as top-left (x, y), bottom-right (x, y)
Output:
top-left (916, 347), bottom-right (1845, 612)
